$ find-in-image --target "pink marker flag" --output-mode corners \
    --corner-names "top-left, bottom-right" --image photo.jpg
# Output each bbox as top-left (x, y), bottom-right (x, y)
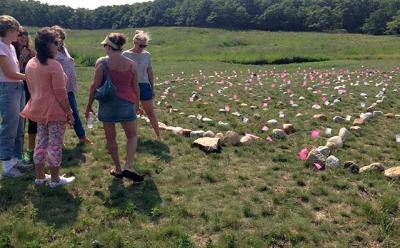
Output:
top-left (311, 130), bottom-right (320, 139)
top-left (262, 126), bottom-right (269, 132)
top-left (265, 136), bottom-right (273, 142)
top-left (233, 94), bottom-right (238, 100)
top-left (189, 97), bottom-right (194, 102)
top-left (298, 148), bottom-right (308, 161)
top-left (314, 163), bottom-right (323, 170)
top-left (224, 105), bottom-right (230, 112)
top-left (172, 93), bottom-right (176, 98)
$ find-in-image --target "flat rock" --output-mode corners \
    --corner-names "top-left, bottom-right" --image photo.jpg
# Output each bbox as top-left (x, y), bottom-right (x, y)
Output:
top-left (171, 127), bottom-right (183, 135)
top-left (338, 127), bottom-right (350, 142)
top-left (282, 124), bottom-right (295, 135)
top-left (158, 122), bottom-right (168, 130)
top-left (353, 118), bottom-right (365, 126)
top-left (326, 136), bottom-right (343, 149)
top-left (385, 113), bottom-right (395, 118)
top-left (190, 130), bottom-right (205, 138)
top-left (326, 155), bottom-right (340, 168)
top-left (240, 133), bottom-right (261, 145)
top-left (359, 163), bottom-right (385, 173)
top-left (215, 132), bottom-right (224, 139)
top-left (222, 131), bottom-right (241, 146)
top-left (272, 129), bottom-right (287, 140)
top-left (384, 166), bottom-right (400, 178)
top-left (344, 161), bottom-right (359, 173)
top-left (312, 104), bottom-right (321, 110)
top-left (366, 103), bottom-right (377, 112)
top-left (314, 114), bottom-right (328, 122)
top-left (317, 146), bottom-right (331, 157)
top-left (267, 119), bottom-right (278, 126)
top-left (203, 130), bottom-right (215, 138)
top-left (360, 112), bottom-right (373, 121)
top-left (350, 126), bottom-right (362, 133)
top-left (373, 111), bottom-right (384, 117)
top-left (192, 137), bottom-right (221, 153)
top-left (306, 149), bottom-right (327, 167)
top-left (181, 129), bottom-right (192, 137)
top-left (333, 116), bottom-right (345, 123)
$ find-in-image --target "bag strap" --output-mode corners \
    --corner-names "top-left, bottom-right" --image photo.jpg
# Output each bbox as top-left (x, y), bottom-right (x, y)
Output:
top-left (100, 59), bottom-right (109, 78)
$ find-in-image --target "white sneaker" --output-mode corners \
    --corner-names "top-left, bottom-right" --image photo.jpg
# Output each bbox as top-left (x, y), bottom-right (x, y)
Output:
top-left (49, 176), bottom-right (75, 188)
top-left (2, 167), bottom-right (24, 178)
top-left (34, 174), bottom-right (51, 185)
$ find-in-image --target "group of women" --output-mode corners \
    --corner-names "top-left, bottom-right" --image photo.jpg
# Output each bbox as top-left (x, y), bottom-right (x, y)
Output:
top-left (0, 15), bottom-right (160, 187)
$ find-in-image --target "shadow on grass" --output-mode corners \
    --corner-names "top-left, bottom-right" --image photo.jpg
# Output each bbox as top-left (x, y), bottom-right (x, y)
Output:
top-left (62, 145), bottom-right (87, 167)
top-left (31, 187), bottom-right (82, 228)
top-left (137, 139), bottom-right (173, 163)
top-left (0, 175), bottom-right (32, 210)
top-left (97, 178), bottom-right (162, 217)
top-left (0, 176), bottom-right (81, 229)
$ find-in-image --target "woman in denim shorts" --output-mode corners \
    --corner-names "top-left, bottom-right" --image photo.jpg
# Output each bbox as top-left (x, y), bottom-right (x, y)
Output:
top-left (123, 30), bottom-right (161, 140)
top-left (86, 33), bottom-right (144, 182)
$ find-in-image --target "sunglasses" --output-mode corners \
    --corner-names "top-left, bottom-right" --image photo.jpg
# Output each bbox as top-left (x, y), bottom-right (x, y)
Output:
top-left (139, 44), bottom-right (147, 48)
top-left (18, 32), bottom-right (28, 37)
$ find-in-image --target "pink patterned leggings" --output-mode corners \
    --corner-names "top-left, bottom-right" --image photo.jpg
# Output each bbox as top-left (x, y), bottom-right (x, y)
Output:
top-left (34, 121), bottom-right (66, 167)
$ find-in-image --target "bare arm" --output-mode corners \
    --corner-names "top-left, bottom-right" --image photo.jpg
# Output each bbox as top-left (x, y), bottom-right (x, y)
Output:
top-left (132, 61), bottom-right (140, 103)
top-left (51, 63), bottom-right (74, 124)
top-left (147, 66), bottom-right (155, 96)
top-left (0, 56), bottom-right (26, 80)
top-left (85, 59), bottom-right (104, 118)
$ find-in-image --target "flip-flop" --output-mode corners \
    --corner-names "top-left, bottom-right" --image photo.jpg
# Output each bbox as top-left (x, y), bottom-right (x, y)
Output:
top-left (110, 169), bottom-right (123, 179)
top-left (121, 170), bottom-right (144, 182)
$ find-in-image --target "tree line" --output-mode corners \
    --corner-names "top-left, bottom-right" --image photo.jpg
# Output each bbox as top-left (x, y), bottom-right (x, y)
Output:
top-left (2, 0), bottom-right (400, 35)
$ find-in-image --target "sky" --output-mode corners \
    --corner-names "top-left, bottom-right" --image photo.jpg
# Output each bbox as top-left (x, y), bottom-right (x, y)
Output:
top-left (35, 0), bottom-right (150, 10)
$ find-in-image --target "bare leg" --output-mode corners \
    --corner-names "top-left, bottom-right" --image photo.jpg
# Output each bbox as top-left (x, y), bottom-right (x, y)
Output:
top-left (28, 133), bottom-right (36, 150)
top-left (49, 166), bottom-right (60, 182)
top-left (141, 100), bottom-right (160, 139)
top-left (103, 122), bottom-right (121, 173)
top-left (121, 121), bottom-right (138, 171)
top-left (35, 163), bottom-right (45, 180)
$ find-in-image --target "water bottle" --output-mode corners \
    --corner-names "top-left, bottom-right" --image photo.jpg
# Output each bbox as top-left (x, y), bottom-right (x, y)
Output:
top-left (87, 112), bottom-right (95, 129)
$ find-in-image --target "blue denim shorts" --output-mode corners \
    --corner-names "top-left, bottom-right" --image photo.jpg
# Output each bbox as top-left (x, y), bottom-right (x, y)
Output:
top-left (139, 83), bottom-right (153, 101)
top-left (98, 96), bottom-right (137, 122)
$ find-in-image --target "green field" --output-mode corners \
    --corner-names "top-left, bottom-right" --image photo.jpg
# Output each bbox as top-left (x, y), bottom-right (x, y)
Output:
top-left (0, 27), bottom-right (399, 247)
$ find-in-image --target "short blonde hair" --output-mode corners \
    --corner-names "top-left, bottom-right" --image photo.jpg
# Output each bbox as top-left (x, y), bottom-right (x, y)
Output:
top-left (0, 15), bottom-right (20, 37)
top-left (133, 30), bottom-right (150, 44)
top-left (51, 25), bottom-right (66, 39)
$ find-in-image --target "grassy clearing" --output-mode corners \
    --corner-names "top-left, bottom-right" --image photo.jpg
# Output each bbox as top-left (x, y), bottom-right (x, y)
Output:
top-left (0, 27), bottom-right (399, 247)
top-left (42, 27), bottom-right (400, 66)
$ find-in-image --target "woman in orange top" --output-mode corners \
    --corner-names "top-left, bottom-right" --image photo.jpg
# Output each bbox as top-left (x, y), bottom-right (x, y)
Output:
top-left (20, 27), bottom-right (75, 188)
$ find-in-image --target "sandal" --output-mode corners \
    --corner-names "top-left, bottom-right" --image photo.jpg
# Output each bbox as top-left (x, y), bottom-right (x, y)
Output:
top-left (110, 169), bottom-right (123, 179)
top-left (121, 170), bottom-right (144, 182)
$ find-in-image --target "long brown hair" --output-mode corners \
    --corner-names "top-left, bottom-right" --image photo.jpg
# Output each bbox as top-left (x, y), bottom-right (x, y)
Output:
top-left (12, 26), bottom-right (31, 60)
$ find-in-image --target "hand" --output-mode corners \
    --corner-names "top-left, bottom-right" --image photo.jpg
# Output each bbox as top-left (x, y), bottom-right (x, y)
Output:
top-left (67, 112), bottom-right (75, 126)
top-left (85, 106), bottom-right (95, 119)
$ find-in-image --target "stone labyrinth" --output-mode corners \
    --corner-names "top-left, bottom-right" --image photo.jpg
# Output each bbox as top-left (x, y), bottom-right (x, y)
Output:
top-left (140, 66), bottom-right (400, 178)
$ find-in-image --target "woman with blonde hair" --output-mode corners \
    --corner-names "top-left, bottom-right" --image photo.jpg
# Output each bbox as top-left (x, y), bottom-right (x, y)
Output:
top-left (0, 15), bottom-right (28, 178)
top-left (86, 33), bottom-right (143, 182)
top-left (123, 30), bottom-right (161, 140)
